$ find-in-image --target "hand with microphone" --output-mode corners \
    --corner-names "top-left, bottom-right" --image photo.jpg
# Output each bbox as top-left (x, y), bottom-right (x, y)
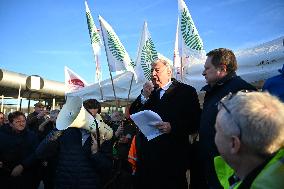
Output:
top-left (142, 81), bottom-right (154, 99)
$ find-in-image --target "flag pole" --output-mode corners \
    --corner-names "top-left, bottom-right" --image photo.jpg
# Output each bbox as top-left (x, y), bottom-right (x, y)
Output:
top-left (180, 57), bottom-right (183, 82)
top-left (173, 16), bottom-right (179, 80)
top-left (94, 53), bottom-right (104, 101)
top-left (99, 19), bottom-right (118, 108)
top-left (85, 1), bottom-right (104, 101)
top-left (127, 73), bottom-right (134, 105)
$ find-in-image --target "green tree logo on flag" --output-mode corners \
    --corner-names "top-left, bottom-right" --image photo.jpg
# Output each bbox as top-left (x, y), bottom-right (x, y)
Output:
top-left (86, 12), bottom-right (100, 45)
top-left (141, 38), bottom-right (158, 80)
top-left (130, 60), bottom-right (136, 67)
top-left (107, 30), bottom-right (126, 63)
top-left (181, 8), bottom-right (203, 51)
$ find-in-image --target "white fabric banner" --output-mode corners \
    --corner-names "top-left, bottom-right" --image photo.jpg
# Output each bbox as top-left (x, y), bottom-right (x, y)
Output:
top-left (85, 1), bottom-right (102, 82)
top-left (173, 17), bottom-right (182, 81)
top-left (134, 21), bottom-right (158, 82)
top-left (177, 0), bottom-right (206, 67)
top-left (99, 15), bottom-right (136, 79)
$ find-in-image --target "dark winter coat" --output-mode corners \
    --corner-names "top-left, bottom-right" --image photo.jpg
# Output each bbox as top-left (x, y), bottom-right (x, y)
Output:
top-left (129, 79), bottom-right (201, 189)
top-left (36, 127), bottom-right (112, 189)
top-left (26, 111), bottom-right (45, 135)
top-left (0, 125), bottom-right (39, 189)
top-left (199, 72), bottom-right (256, 189)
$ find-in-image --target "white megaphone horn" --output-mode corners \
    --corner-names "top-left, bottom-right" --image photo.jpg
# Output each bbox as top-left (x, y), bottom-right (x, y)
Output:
top-left (69, 106), bottom-right (113, 140)
top-left (56, 96), bottom-right (113, 140)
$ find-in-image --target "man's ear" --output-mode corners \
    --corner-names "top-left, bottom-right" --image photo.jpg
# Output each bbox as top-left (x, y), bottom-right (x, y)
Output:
top-left (220, 64), bottom-right (227, 73)
top-left (167, 68), bottom-right (172, 75)
top-left (230, 136), bottom-right (241, 154)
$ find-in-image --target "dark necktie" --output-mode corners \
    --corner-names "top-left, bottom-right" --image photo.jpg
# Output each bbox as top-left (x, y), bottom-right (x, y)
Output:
top-left (156, 88), bottom-right (162, 99)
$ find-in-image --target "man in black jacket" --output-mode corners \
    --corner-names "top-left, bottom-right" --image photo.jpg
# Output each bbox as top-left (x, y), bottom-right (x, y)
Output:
top-left (0, 111), bottom-right (39, 189)
top-left (129, 58), bottom-right (201, 189)
top-left (199, 48), bottom-right (256, 189)
top-left (26, 102), bottom-right (48, 136)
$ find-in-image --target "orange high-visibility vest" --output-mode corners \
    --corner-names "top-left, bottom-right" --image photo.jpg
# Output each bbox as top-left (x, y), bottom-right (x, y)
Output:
top-left (128, 135), bottom-right (137, 175)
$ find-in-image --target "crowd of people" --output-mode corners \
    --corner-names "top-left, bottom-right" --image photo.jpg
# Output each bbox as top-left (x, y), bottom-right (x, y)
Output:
top-left (0, 48), bottom-right (283, 189)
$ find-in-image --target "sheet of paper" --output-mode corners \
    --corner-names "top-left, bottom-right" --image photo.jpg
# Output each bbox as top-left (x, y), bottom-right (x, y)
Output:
top-left (130, 110), bottom-right (163, 140)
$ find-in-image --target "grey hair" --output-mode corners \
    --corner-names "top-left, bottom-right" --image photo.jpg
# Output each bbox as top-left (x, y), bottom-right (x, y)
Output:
top-left (219, 92), bottom-right (284, 156)
top-left (152, 58), bottom-right (172, 70)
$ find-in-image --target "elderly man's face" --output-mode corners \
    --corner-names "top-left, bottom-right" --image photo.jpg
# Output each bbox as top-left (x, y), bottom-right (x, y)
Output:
top-left (215, 110), bottom-right (232, 162)
top-left (151, 61), bottom-right (172, 88)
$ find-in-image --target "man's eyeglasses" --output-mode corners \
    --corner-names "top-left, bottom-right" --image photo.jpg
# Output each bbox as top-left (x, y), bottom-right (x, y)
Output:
top-left (217, 92), bottom-right (241, 138)
top-left (217, 90), bottom-right (256, 138)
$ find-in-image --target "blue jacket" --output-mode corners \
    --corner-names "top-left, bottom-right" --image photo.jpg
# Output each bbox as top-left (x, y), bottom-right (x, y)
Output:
top-left (262, 74), bottom-right (284, 102)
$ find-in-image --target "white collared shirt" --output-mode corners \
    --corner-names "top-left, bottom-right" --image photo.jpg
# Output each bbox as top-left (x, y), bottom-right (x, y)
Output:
top-left (159, 81), bottom-right (172, 99)
top-left (141, 81), bottom-right (172, 103)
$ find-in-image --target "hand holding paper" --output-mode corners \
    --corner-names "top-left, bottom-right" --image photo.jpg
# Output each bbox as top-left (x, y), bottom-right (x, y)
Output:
top-left (156, 121), bottom-right (171, 134)
top-left (130, 110), bottom-right (163, 140)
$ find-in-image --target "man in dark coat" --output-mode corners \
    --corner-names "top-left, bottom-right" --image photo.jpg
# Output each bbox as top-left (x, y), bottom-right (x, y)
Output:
top-left (129, 58), bottom-right (201, 189)
top-left (26, 102), bottom-right (48, 135)
top-left (0, 111), bottom-right (39, 189)
top-left (199, 48), bottom-right (256, 189)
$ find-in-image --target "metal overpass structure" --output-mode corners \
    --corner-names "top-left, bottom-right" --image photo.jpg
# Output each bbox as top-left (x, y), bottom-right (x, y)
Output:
top-left (0, 68), bottom-right (66, 113)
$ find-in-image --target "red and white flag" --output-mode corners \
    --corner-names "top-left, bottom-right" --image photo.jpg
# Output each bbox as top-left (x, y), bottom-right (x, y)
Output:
top-left (64, 66), bottom-right (88, 93)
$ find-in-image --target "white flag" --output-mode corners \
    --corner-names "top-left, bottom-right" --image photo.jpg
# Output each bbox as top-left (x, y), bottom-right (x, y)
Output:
top-left (135, 21), bottom-right (158, 81)
top-left (178, 0), bottom-right (206, 66)
top-left (64, 66), bottom-right (88, 93)
top-left (173, 17), bottom-right (182, 81)
top-left (98, 15), bottom-right (136, 78)
top-left (85, 1), bottom-right (102, 82)
top-left (85, 1), bottom-right (101, 54)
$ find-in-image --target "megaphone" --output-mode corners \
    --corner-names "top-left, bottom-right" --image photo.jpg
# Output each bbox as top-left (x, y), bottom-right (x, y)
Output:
top-left (56, 96), bottom-right (113, 140)
top-left (56, 96), bottom-right (82, 130)
top-left (69, 105), bottom-right (113, 140)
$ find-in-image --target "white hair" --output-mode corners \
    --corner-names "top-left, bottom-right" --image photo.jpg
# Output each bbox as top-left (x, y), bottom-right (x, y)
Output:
top-left (219, 92), bottom-right (284, 156)
top-left (152, 58), bottom-right (172, 70)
